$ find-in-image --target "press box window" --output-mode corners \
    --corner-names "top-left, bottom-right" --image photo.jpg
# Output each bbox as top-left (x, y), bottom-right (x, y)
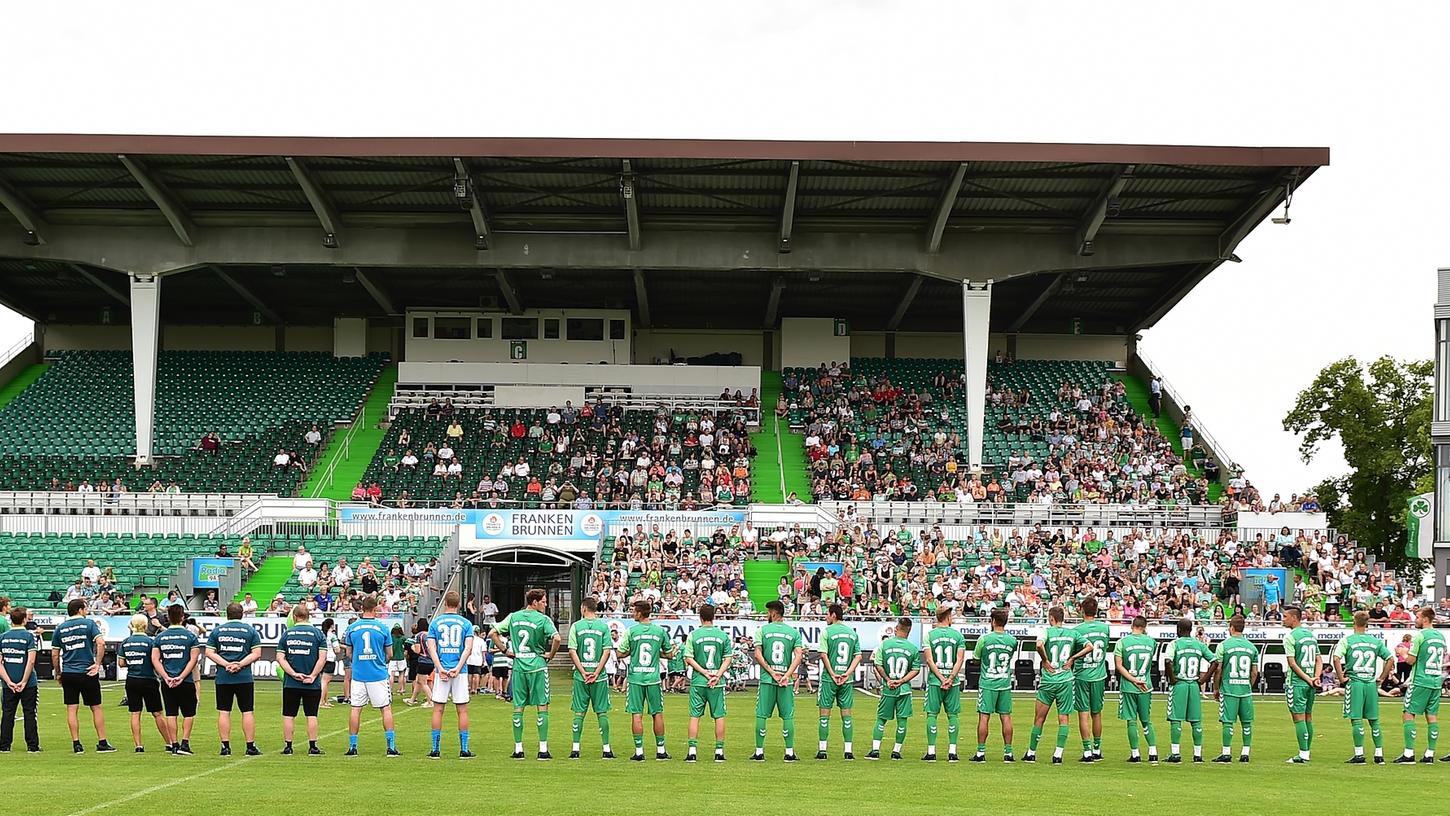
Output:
top-left (567, 318), bottom-right (604, 341)
top-left (476, 318), bottom-right (493, 339)
top-left (609, 319), bottom-right (626, 340)
top-left (543, 318), bottom-right (561, 339)
top-left (411, 317), bottom-right (429, 338)
top-left (433, 317), bottom-right (471, 339)
top-left (500, 317), bottom-right (538, 340)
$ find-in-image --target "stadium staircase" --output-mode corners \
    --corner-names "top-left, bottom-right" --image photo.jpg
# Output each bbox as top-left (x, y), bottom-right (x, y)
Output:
top-left (303, 364), bottom-right (398, 500)
top-left (750, 372), bottom-right (812, 503)
top-left (233, 553), bottom-right (292, 604)
top-left (743, 559), bottom-right (790, 599)
top-left (1115, 373), bottom-right (1221, 502)
top-left (0, 363), bottom-right (47, 411)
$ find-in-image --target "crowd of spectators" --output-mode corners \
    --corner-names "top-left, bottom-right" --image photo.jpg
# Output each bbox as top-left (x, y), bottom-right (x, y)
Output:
top-left (589, 523), bottom-right (753, 617)
top-left (275, 542), bottom-right (441, 617)
top-left (785, 361), bottom-right (1216, 507)
top-left (365, 398), bottom-right (759, 508)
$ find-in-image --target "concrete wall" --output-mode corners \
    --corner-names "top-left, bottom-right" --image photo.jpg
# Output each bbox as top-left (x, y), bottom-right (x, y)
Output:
top-left (398, 361), bottom-right (760, 398)
top-left (163, 326), bottom-right (275, 351)
top-left (781, 317), bottom-right (850, 369)
top-left (406, 308), bottom-right (630, 364)
top-left (1015, 333), bottom-right (1125, 364)
top-left (846, 331), bottom-right (1121, 363)
top-left (42, 324), bottom-right (130, 351)
top-left (332, 318), bottom-right (366, 357)
top-left (284, 326), bottom-right (333, 353)
top-left (633, 329), bottom-right (765, 367)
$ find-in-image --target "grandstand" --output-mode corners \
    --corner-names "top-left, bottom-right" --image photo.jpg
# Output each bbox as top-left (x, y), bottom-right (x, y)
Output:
top-left (0, 134), bottom-right (1337, 621)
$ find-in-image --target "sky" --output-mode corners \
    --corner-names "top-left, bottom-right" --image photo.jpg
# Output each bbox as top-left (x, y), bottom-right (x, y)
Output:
top-left (0, 0), bottom-right (1446, 495)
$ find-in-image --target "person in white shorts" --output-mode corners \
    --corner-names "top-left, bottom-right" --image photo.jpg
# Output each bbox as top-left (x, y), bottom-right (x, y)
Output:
top-left (425, 592), bottom-right (476, 758)
top-left (339, 596), bottom-right (398, 756)
top-left (466, 625), bottom-right (486, 695)
top-left (388, 623), bottom-right (408, 695)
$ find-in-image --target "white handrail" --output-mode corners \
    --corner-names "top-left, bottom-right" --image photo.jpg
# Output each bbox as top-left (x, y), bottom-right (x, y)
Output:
top-left (309, 402), bottom-right (366, 498)
top-left (1135, 347), bottom-right (1238, 472)
top-left (0, 328), bottom-right (35, 371)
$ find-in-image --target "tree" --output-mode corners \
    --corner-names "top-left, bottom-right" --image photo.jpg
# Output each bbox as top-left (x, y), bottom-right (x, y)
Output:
top-left (1282, 356), bottom-right (1432, 574)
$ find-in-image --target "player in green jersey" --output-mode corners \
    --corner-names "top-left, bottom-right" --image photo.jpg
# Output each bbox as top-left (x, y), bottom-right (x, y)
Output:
top-left (1207, 615), bottom-right (1260, 763)
top-left (1113, 615), bottom-right (1158, 763)
top-left (816, 603), bottom-right (861, 760)
top-left (973, 607), bottom-right (1017, 762)
top-left (1072, 596), bottom-right (1111, 762)
top-left (492, 588), bottom-right (561, 759)
top-left (1163, 617), bottom-right (1211, 763)
top-left (683, 603), bottom-right (732, 762)
top-left (869, 618), bottom-right (920, 760)
top-left (1396, 606), bottom-right (1445, 763)
top-left (753, 600), bottom-right (804, 761)
top-left (1281, 606), bottom-right (1321, 764)
top-left (1026, 606), bottom-right (1090, 764)
top-left (1332, 610), bottom-right (1393, 764)
top-left (616, 599), bottom-right (677, 760)
top-left (921, 606), bottom-right (967, 761)
top-left (566, 598), bottom-right (614, 759)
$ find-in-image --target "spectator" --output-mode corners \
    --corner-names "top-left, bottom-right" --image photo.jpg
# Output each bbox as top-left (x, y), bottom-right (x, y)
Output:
top-left (266, 594), bottom-right (290, 616)
top-left (292, 545), bottom-right (312, 573)
top-left (200, 432), bottom-right (220, 454)
top-left (240, 593), bottom-right (259, 617)
top-left (272, 449), bottom-right (291, 469)
top-left (304, 425), bottom-right (323, 448)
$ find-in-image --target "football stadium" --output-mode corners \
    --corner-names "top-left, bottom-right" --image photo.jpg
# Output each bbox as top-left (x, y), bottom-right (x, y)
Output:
top-left (0, 128), bottom-right (1443, 814)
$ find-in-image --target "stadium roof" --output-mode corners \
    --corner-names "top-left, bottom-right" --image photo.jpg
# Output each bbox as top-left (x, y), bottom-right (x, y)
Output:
top-left (0, 135), bottom-right (1327, 332)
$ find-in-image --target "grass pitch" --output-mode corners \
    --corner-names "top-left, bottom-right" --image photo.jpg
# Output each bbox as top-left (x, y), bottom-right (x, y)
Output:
top-left (2, 673), bottom-right (1440, 816)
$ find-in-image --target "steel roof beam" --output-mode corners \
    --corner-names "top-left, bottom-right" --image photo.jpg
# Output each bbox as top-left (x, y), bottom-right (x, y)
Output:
top-left (0, 175), bottom-right (48, 245)
top-left (621, 159), bottom-right (641, 250)
top-left (284, 157), bottom-right (341, 248)
top-left (210, 266), bottom-right (281, 324)
top-left (778, 161), bottom-right (799, 254)
top-left (1008, 272), bottom-right (1065, 332)
top-left (885, 274), bottom-right (923, 331)
top-left (70, 263), bottom-right (129, 306)
top-left (494, 268), bottom-right (522, 314)
top-left (453, 158), bottom-right (493, 250)
top-left (925, 162), bottom-right (968, 254)
top-left (764, 276), bottom-right (785, 327)
top-left (633, 268), bottom-right (651, 328)
top-left (1074, 165), bottom-right (1134, 255)
top-left (354, 267), bottom-right (396, 315)
top-left (118, 154), bottom-right (196, 247)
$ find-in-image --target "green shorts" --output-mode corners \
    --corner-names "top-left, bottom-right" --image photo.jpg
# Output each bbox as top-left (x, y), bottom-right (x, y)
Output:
top-left (1035, 680), bottom-right (1075, 714)
top-left (689, 684), bottom-right (726, 719)
top-left (1284, 682), bottom-right (1316, 716)
top-left (977, 687), bottom-right (1012, 716)
top-left (817, 676), bottom-right (855, 710)
top-left (513, 670), bottom-right (550, 708)
top-left (1073, 678), bottom-right (1105, 714)
top-left (1342, 681), bottom-right (1379, 721)
top-left (926, 684), bottom-right (961, 716)
top-left (756, 683), bottom-right (795, 719)
top-left (1168, 683), bottom-right (1202, 722)
top-left (1117, 690), bottom-right (1151, 722)
top-left (1218, 694), bottom-right (1255, 724)
top-left (876, 692), bottom-right (913, 721)
top-left (626, 682), bottom-right (664, 715)
top-left (570, 677), bottom-right (610, 714)
top-left (1404, 686), bottom-right (1441, 717)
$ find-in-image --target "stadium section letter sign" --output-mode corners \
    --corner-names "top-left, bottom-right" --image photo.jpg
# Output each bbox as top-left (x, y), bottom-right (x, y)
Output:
top-left (191, 557), bottom-right (236, 588)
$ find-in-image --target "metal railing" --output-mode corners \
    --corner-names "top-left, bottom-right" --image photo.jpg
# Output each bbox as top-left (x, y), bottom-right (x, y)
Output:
top-left (308, 402), bottom-right (365, 498)
top-left (0, 328), bottom-right (34, 371)
top-left (1134, 347), bottom-right (1238, 473)
top-left (0, 491), bottom-right (270, 516)
top-left (817, 500), bottom-right (1225, 529)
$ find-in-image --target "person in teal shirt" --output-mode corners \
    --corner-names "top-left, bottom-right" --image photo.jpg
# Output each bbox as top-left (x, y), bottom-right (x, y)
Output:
top-left (152, 603), bottom-right (203, 755)
top-left (205, 602), bottom-right (263, 756)
top-left (0, 606), bottom-right (40, 752)
top-left (117, 613), bottom-right (170, 752)
top-left (49, 598), bottom-right (115, 753)
top-left (277, 604), bottom-right (328, 756)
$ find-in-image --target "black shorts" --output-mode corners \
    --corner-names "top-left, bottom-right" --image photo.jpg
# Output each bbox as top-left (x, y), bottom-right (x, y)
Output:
top-left (467, 664), bottom-right (484, 676)
top-left (323, 661), bottom-right (336, 675)
top-left (60, 673), bottom-right (103, 707)
top-left (413, 663), bottom-right (433, 682)
top-left (491, 666), bottom-right (510, 679)
top-left (215, 683), bottom-right (256, 713)
top-left (281, 687), bottom-right (322, 718)
top-left (161, 681), bottom-right (198, 718)
top-left (125, 678), bottom-right (163, 713)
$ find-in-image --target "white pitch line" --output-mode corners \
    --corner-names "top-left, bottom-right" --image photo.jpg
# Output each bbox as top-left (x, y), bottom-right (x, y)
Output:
top-left (63, 704), bottom-right (424, 816)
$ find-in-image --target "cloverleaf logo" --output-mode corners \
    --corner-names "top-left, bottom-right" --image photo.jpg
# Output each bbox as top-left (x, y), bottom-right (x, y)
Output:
top-left (1410, 497), bottom-right (1431, 518)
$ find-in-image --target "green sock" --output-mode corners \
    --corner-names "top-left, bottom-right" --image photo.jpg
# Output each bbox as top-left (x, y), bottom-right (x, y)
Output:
top-left (977, 742), bottom-right (988, 754)
top-left (1029, 725), bottom-right (1043, 752)
top-left (537, 711), bottom-right (549, 743)
top-left (654, 733), bottom-right (665, 749)
top-left (1055, 725), bottom-right (1069, 751)
top-left (926, 715), bottom-right (939, 750)
top-left (1126, 723), bottom-right (1140, 751)
top-left (872, 719), bottom-right (886, 744)
top-left (1242, 723), bottom-right (1252, 747)
top-left (1428, 724), bottom-right (1439, 752)
top-left (1082, 738), bottom-right (1092, 754)
top-left (571, 715), bottom-right (584, 744)
top-left (634, 733), bottom-right (645, 751)
top-left (782, 718), bottom-right (794, 750)
top-left (1221, 724), bottom-right (1233, 751)
top-left (1352, 721), bottom-right (1364, 748)
top-left (1191, 722), bottom-right (1203, 747)
top-left (756, 717), bottom-right (768, 750)
top-left (599, 714), bottom-right (610, 746)
top-left (1368, 720), bottom-right (1381, 749)
top-left (819, 716), bottom-right (830, 745)
top-left (512, 710), bottom-right (524, 744)
top-left (947, 715), bottom-right (959, 748)
top-left (842, 715), bottom-right (853, 745)
top-left (1144, 722), bottom-right (1158, 751)
top-left (688, 738), bottom-right (698, 750)
top-left (1294, 720), bottom-right (1308, 752)
top-left (1405, 720), bottom-right (1417, 753)
top-left (714, 740), bottom-right (724, 752)
top-left (1306, 720), bottom-right (1315, 748)
top-left (894, 719), bottom-right (908, 748)
top-left (1092, 737), bottom-right (1101, 752)
top-left (1170, 721), bottom-right (1182, 748)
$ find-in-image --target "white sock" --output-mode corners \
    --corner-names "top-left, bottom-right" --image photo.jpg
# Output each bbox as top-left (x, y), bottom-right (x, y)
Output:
top-left (656, 745), bottom-right (667, 756)
top-left (602, 743), bottom-right (611, 752)
top-left (539, 741), bottom-right (548, 753)
top-left (1193, 745), bottom-right (1202, 758)
top-left (1354, 746), bottom-right (1364, 756)
top-left (872, 739), bottom-right (881, 751)
top-left (687, 746), bottom-right (697, 756)
top-left (572, 742), bottom-right (580, 752)
top-left (1083, 749), bottom-right (1093, 758)
top-left (754, 748), bottom-right (763, 757)
top-left (1052, 747), bottom-right (1063, 759)
top-left (635, 746), bottom-right (644, 756)
top-left (785, 748), bottom-right (795, 757)
top-left (1374, 747), bottom-right (1383, 757)
top-left (1130, 749), bottom-right (1140, 758)
top-left (515, 742), bottom-right (524, 753)
top-left (819, 740), bottom-right (827, 751)
top-left (1171, 743), bottom-right (1180, 754)
top-left (843, 741), bottom-right (852, 753)
top-left (1299, 749), bottom-right (1309, 760)
top-left (948, 743), bottom-right (956, 754)
top-left (1241, 746), bottom-right (1251, 756)
top-left (893, 743), bottom-right (903, 754)
top-left (1404, 749), bottom-right (1415, 758)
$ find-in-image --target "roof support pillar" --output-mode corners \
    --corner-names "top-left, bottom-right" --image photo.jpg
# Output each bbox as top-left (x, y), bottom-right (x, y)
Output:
top-left (131, 274), bottom-right (160, 464)
top-left (962, 279), bottom-right (992, 470)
